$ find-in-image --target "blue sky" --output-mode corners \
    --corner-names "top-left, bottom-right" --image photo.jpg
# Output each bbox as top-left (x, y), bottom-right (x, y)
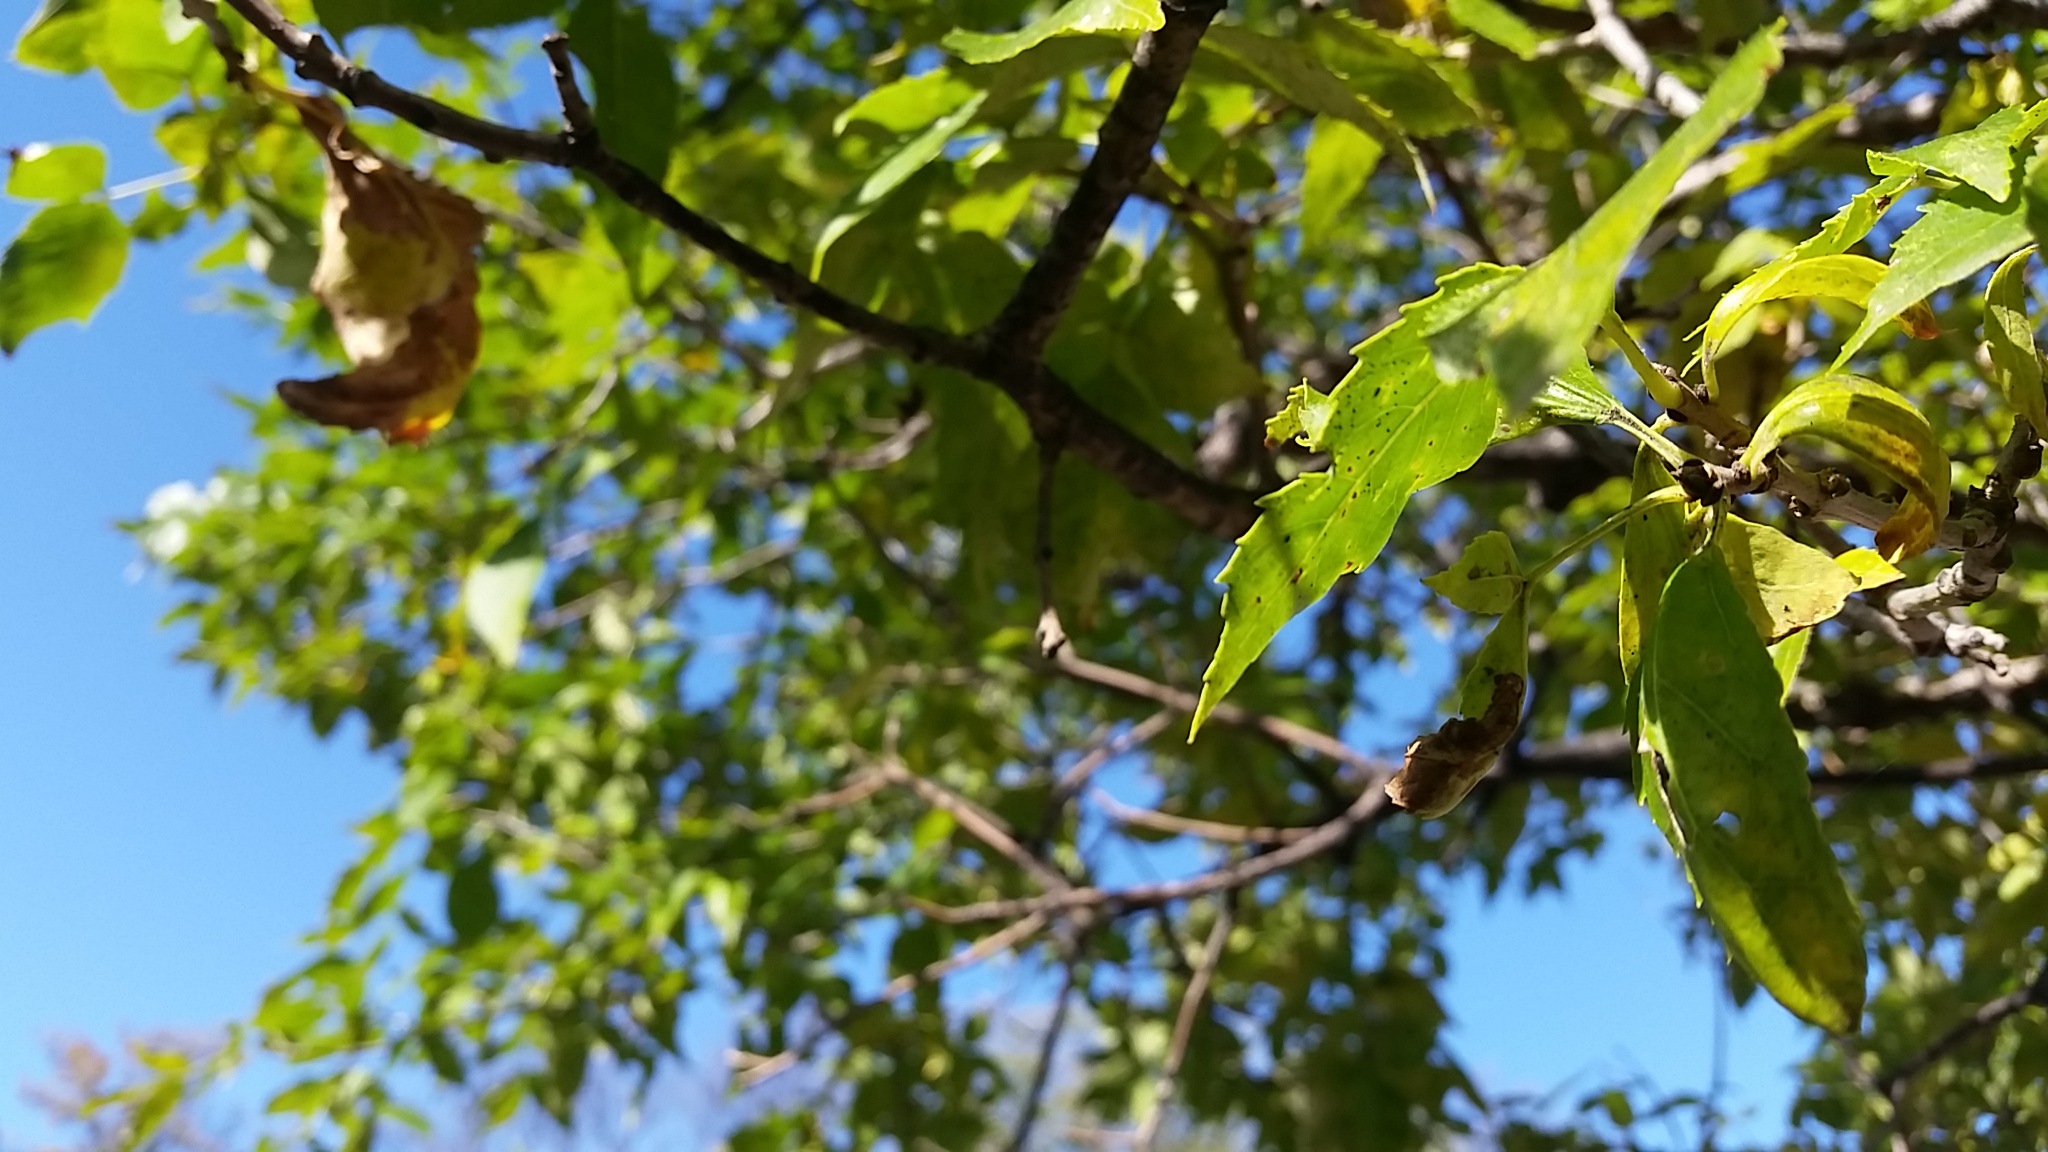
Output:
top-left (0, 5), bottom-right (1818, 1145)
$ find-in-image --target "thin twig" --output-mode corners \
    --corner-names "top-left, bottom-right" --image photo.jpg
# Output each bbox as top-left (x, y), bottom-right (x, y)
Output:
top-left (1584, 0), bottom-right (1702, 117)
top-left (1053, 710), bottom-right (1177, 804)
top-left (1005, 951), bottom-right (1081, 1152)
top-left (874, 756), bottom-right (1074, 896)
top-left (1133, 896), bottom-right (1234, 1150)
top-left (1875, 963), bottom-right (2048, 1106)
top-left (1091, 790), bottom-right (1314, 845)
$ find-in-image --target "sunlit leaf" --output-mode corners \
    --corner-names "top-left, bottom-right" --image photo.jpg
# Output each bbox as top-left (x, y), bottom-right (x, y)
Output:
top-left (1422, 530), bottom-right (1522, 615)
top-left (942, 0), bottom-right (1160, 65)
top-left (1837, 177), bottom-right (2033, 363)
top-left (1741, 374), bottom-right (1951, 560)
top-left (1716, 516), bottom-right (1860, 642)
top-left (5, 140), bottom-right (104, 200)
top-left (0, 200), bottom-right (126, 353)
top-left (1430, 26), bottom-right (1783, 408)
top-left (1983, 245), bottom-right (2048, 432)
top-left (1299, 115), bottom-right (1382, 245)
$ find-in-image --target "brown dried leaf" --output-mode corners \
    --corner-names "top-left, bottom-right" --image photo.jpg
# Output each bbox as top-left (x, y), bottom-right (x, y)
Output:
top-left (271, 93), bottom-right (486, 443)
top-left (1385, 671), bottom-right (1525, 818)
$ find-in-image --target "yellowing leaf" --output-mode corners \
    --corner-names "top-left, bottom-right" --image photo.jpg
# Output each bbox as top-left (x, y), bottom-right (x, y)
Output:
top-left (1699, 254), bottom-right (1934, 396)
top-left (269, 93), bottom-right (487, 443)
top-left (942, 0), bottom-right (1160, 65)
top-left (1984, 245), bottom-right (2048, 432)
top-left (1642, 548), bottom-right (1867, 1033)
top-left (1422, 531), bottom-right (1522, 615)
top-left (1388, 598), bottom-right (1527, 818)
top-left (1618, 446), bottom-right (1692, 852)
top-left (1835, 547), bottom-right (1905, 590)
top-left (1740, 375), bottom-right (1951, 560)
top-left (1716, 516), bottom-right (1859, 642)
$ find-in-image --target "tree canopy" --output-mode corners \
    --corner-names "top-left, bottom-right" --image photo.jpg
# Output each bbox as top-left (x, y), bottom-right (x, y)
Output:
top-left (10, 0), bottom-right (2048, 1146)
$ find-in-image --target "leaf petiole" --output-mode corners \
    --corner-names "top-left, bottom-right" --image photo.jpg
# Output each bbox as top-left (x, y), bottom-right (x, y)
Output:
top-left (1525, 487), bottom-right (1688, 584)
top-left (1600, 309), bottom-right (1689, 410)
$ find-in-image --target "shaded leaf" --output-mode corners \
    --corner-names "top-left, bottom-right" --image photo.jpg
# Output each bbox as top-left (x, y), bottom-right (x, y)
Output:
top-left (1740, 374), bottom-right (1951, 560)
top-left (446, 852), bottom-right (500, 946)
top-left (566, 0), bottom-right (681, 181)
top-left (1200, 25), bottom-right (1410, 161)
top-left (814, 92), bottom-right (988, 273)
top-left (1444, 0), bottom-right (1541, 61)
top-left (1642, 547), bottom-right (1867, 1033)
top-left (1309, 14), bottom-right (1476, 137)
top-left (0, 200), bottom-right (127, 354)
top-left (1299, 115), bottom-right (1382, 246)
top-left (1700, 254), bottom-right (1934, 394)
top-left (1619, 446), bottom-right (1691, 851)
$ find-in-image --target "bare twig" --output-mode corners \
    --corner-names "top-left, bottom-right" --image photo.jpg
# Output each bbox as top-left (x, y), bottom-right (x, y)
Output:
top-left (1005, 952), bottom-right (1080, 1152)
top-left (1133, 897), bottom-right (1234, 1150)
top-left (919, 781), bottom-right (1391, 924)
top-left (1584, 0), bottom-right (1701, 117)
top-left (874, 756), bottom-right (1074, 896)
top-left (1092, 789), bottom-right (1314, 844)
top-left (1052, 710), bottom-right (1177, 804)
top-left (1049, 650), bottom-right (1392, 781)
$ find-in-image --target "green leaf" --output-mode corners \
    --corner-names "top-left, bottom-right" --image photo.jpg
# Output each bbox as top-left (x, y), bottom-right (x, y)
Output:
top-left (13, 0), bottom-right (100, 73)
top-left (942, 0), bottom-right (1161, 65)
top-left (1784, 171), bottom-right (1919, 265)
top-left (1430, 26), bottom-right (1783, 409)
top-left (1309, 14), bottom-right (1477, 138)
top-left (1422, 531), bottom-right (1522, 615)
top-left (312, 0), bottom-right (556, 40)
top-left (1494, 353), bottom-right (1633, 441)
top-left (1699, 253), bottom-right (1936, 394)
top-left (1868, 99), bottom-right (2048, 203)
top-left (1984, 245), bottom-right (2047, 431)
top-left (1263, 379), bottom-right (1341, 449)
top-left (1444, 0), bottom-right (1542, 61)
top-left (1200, 25), bottom-right (1409, 161)
top-left (1741, 374), bottom-right (1951, 560)
top-left (1642, 546), bottom-right (1867, 1033)
top-left (464, 525), bottom-right (545, 666)
top-left (445, 852), bottom-right (500, 946)
top-left (814, 90), bottom-right (988, 274)
top-left (1716, 516), bottom-right (1861, 642)
top-left (1619, 447), bottom-right (1691, 851)
top-left (1193, 265), bottom-right (1509, 732)
top-left (567, 0), bottom-right (681, 181)
top-left (1768, 629), bottom-right (1810, 702)
top-left (1299, 115), bottom-right (1383, 246)
top-left (1837, 179), bottom-right (2033, 363)
top-left (6, 141), bottom-right (105, 200)
top-left (0, 200), bottom-right (127, 354)
top-left (837, 70), bottom-right (980, 136)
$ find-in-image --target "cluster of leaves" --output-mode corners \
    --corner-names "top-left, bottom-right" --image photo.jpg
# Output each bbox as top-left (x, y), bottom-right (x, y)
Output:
top-left (11, 0), bottom-right (2048, 1148)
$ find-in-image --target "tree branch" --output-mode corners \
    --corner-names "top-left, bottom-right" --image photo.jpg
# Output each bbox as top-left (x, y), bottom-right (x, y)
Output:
top-left (1584, 0), bottom-right (1701, 117)
top-left (1875, 962), bottom-right (2048, 1106)
top-left (213, 0), bottom-right (1261, 541)
top-left (1133, 896), bottom-right (1233, 1151)
top-left (1512, 729), bottom-right (2048, 790)
top-left (1004, 950), bottom-right (1080, 1152)
top-left (981, 0), bottom-right (1229, 363)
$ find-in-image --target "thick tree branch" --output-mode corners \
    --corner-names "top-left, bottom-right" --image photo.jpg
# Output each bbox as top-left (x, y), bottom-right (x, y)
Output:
top-left (982, 0), bottom-right (1229, 363)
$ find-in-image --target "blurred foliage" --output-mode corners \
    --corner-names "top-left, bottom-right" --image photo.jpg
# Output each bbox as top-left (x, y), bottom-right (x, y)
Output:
top-left (9, 0), bottom-right (2048, 1148)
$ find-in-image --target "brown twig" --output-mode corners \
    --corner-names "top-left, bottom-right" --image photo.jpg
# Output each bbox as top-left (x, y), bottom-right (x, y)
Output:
top-left (1052, 710), bottom-right (1178, 804)
top-left (1133, 896), bottom-right (1234, 1150)
top-left (1091, 789), bottom-right (1314, 845)
top-left (1004, 949), bottom-right (1080, 1152)
top-left (1875, 962), bottom-right (2048, 1107)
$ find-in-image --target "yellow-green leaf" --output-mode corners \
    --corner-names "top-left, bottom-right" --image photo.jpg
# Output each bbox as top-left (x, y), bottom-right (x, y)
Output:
top-left (1643, 547), bottom-right (1867, 1033)
top-left (1716, 516), bottom-right (1860, 642)
top-left (1741, 375), bottom-right (1950, 560)
top-left (1984, 245), bottom-right (2048, 432)
top-left (1299, 115), bottom-right (1383, 245)
top-left (5, 141), bottom-right (105, 201)
top-left (943, 0), bottom-right (1160, 64)
top-left (0, 200), bottom-right (127, 354)
top-left (1422, 531), bottom-right (1522, 615)
top-left (1430, 26), bottom-right (1782, 409)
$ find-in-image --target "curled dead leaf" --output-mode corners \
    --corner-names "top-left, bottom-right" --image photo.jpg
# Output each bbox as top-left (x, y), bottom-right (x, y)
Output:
top-left (271, 92), bottom-right (486, 443)
top-left (1385, 671), bottom-right (1525, 819)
